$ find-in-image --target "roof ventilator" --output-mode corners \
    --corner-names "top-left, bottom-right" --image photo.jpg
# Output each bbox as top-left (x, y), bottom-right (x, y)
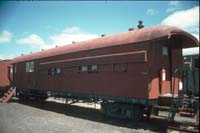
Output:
top-left (101, 34), bottom-right (106, 37)
top-left (128, 28), bottom-right (135, 31)
top-left (137, 21), bottom-right (144, 29)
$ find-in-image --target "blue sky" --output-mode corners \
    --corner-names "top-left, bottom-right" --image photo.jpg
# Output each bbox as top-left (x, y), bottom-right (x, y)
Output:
top-left (0, 1), bottom-right (199, 59)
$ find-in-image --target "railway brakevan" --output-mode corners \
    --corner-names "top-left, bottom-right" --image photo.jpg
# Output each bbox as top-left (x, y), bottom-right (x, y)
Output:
top-left (8, 25), bottom-right (199, 119)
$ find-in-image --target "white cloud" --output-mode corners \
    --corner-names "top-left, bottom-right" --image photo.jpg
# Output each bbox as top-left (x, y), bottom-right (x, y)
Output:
top-left (146, 9), bottom-right (159, 16)
top-left (49, 33), bottom-right (99, 46)
top-left (15, 27), bottom-right (99, 50)
top-left (50, 26), bottom-right (99, 46)
top-left (166, 1), bottom-right (180, 13)
top-left (16, 34), bottom-right (49, 49)
top-left (0, 30), bottom-right (12, 44)
top-left (16, 34), bottom-right (54, 50)
top-left (0, 54), bottom-right (15, 60)
top-left (63, 26), bottom-right (80, 33)
top-left (161, 6), bottom-right (199, 34)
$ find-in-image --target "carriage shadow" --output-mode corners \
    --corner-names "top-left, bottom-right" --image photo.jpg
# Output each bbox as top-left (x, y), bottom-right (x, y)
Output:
top-left (10, 98), bottom-right (168, 133)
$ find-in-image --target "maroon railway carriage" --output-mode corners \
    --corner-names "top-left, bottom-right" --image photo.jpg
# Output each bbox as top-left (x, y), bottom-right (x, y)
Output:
top-left (10, 25), bottom-right (198, 119)
top-left (0, 60), bottom-right (11, 96)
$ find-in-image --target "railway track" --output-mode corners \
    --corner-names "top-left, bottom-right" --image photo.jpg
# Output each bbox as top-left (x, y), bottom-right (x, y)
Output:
top-left (168, 121), bottom-right (199, 133)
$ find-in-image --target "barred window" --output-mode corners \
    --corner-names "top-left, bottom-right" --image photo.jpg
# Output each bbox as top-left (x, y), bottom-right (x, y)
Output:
top-left (80, 66), bottom-right (88, 72)
top-left (48, 67), bottom-right (62, 76)
top-left (26, 61), bottom-right (34, 72)
top-left (88, 65), bottom-right (98, 73)
top-left (113, 63), bottom-right (127, 72)
top-left (79, 65), bottom-right (98, 73)
top-left (56, 68), bottom-right (61, 74)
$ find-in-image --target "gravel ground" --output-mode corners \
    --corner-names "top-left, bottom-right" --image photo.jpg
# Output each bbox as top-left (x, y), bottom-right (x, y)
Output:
top-left (0, 98), bottom-right (196, 133)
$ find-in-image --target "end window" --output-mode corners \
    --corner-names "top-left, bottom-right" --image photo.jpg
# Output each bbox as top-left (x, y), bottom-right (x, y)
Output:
top-left (26, 61), bottom-right (34, 72)
top-left (162, 46), bottom-right (168, 56)
top-left (9, 66), bottom-right (13, 74)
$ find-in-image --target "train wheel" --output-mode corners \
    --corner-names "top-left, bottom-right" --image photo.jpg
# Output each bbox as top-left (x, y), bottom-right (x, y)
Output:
top-left (126, 105), bottom-right (144, 121)
top-left (101, 102), bottom-right (144, 120)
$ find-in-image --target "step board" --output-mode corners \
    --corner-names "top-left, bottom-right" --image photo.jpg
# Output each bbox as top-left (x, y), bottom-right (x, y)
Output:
top-left (179, 111), bottom-right (195, 117)
top-left (154, 105), bottom-right (171, 111)
top-left (0, 87), bottom-right (16, 103)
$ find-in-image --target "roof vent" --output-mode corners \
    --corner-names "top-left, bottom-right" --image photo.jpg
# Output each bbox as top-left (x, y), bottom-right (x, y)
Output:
top-left (55, 45), bottom-right (58, 48)
top-left (21, 54), bottom-right (24, 56)
top-left (137, 21), bottom-right (144, 29)
top-left (128, 28), bottom-right (135, 31)
top-left (101, 34), bottom-right (106, 37)
top-left (72, 41), bottom-right (75, 44)
top-left (30, 52), bottom-right (32, 54)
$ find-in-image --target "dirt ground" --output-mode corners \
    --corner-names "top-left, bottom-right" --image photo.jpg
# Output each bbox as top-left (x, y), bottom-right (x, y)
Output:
top-left (0, 98), bottom-right (197, 133)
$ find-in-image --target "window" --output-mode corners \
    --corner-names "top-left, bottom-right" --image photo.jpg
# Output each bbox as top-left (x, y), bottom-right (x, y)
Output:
top-left (80, 66), bottom-right (88, 72)
top-left (56, 68), bottom-right (61, 74)
top-left (79, 65), bottom-right (98, 73)
top-left (88, 65), bottom-right (98, 73)
top-left (14, 64), bottom-right (17, 73)
top-left (113, 63), bottom-right (127, 72)
top-left (10, 66), bottom-right (13, 74)
top-left (51, 68), bottom-right (56, 75)
top-left (162, 46), bottom-right (168, 56)
top-left (48, 67), bottom-right (62, 76)
top-left (26, 61), bottom-right (34, 72)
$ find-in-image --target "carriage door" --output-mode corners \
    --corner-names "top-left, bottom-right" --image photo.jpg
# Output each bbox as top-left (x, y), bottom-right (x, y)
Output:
top-left (25, 61), bottom-right (36, 88)
top-left (160, 45), bottom-right (172, 95)
top-left (170, 48), bottom-right (183, 95)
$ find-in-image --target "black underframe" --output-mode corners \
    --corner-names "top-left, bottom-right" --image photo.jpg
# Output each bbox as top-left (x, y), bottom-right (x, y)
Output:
top-left (16, 88), bottom-right (157, 105)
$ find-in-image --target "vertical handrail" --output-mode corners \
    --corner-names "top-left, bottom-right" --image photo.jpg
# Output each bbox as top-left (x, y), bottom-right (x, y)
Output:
top-left (169, 68), bottom-right (199, 121)
top-left (168, 68), bottom-right (178, 121)
top-left (172, 69), bottom-right (178, 100)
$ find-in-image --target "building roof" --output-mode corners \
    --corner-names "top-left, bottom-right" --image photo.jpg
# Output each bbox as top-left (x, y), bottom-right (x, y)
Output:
top-left (11, 25), bottom-right (199, 63)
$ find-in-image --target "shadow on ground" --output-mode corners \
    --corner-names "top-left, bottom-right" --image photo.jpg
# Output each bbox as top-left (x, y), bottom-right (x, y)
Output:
top-left (10, 98), bottom-right (168, 133)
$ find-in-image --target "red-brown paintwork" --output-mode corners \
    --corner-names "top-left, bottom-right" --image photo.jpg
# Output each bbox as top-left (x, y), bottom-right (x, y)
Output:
top-left (11, 26), bottom-right (199, 101)
top-left (0, 60), bottom-right (11, 87)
